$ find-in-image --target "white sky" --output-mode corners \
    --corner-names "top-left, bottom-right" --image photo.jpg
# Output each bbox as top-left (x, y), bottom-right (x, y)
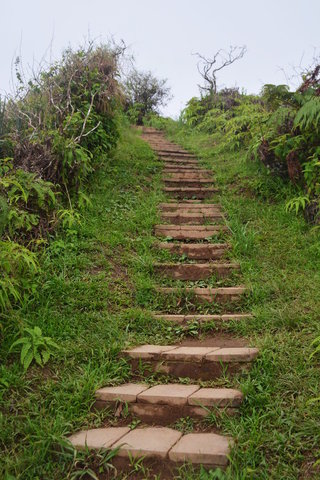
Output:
top-left (1, 0), bottom-right (319, 117)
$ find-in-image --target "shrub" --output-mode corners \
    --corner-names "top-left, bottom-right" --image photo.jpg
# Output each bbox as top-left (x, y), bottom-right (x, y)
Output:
top-left (124, 70), bottom-right (171, 125)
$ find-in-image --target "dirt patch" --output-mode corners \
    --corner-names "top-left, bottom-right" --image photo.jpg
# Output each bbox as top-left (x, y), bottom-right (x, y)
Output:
top-left (299, 455), bottom-right (320, 479)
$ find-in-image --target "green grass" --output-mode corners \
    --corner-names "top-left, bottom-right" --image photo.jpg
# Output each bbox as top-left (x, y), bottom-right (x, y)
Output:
top-left (153, 120), bottom-right (320, 479)
top-left (2, 120), bottom-right (320, 479)
top-left (0, 127), bottom-right (180, 479)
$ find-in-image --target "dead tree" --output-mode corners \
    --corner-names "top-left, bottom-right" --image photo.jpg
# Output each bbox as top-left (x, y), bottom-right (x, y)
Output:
top-left (194, 46), bottom-right (247, 96)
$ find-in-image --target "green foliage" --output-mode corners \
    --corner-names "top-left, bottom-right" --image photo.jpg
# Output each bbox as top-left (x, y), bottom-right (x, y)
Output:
top-left (294, 95), bottom-right (320, 130)
top-left (0, 41), bottom-right (122, 239)
top-left (0, 240), bottom-right (39, 313)
top-left (0, 169), bottom-right (57, 235)
top-left (310, 335), bottom-right (320, 359)
top-left (10, 326), bottom-right (59, 370)
top-left (285, 195), bottom-right (310, 214)
top-left (181, 69), bottom-right (320, 221)
top-left (124, 69), bottom-right (171, 125)
top-left (260, 84), bottom-right (294, 110)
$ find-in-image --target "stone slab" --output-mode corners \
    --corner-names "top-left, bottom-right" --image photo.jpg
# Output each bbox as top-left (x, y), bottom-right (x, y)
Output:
top-left (68, 427), bottom-right (130, 450)
top-left (123, 345), bottom-right (177, 359)
top-left (206, 347), bottom-right (259, 362)
top-left (113, 427), bottom-right (182, 459)
top-left (157, 242), bottom-right (229, 260)
top-left (95, 383), bottom-right (149, 403)
top-left (169, 432), bottom-right (231, 465)
top-left (188, 388), bottom-right (243, 407)
top-left (137, 383), bottom-right (200, 406)
top-left (162, 346), bottom-right (220, 362)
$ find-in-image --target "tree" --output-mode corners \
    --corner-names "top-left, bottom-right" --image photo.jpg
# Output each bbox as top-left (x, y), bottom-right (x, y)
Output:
top-left (124, 70), bottom-right (171, 124)
top-left (194, 46), bottom-right (247, 96)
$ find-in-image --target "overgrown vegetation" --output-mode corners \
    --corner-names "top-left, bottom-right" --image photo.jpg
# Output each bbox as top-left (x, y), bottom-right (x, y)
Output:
top-left (148, 113), bottom-right (320, 479)
top-left (2, 36), bottom-right (320, 479)
top-left (124, 69), bottom-right (171, 125)
top-left (169, 62), bottom-right (320, 223)
top-left (0, 42), bottom-right (123, 330)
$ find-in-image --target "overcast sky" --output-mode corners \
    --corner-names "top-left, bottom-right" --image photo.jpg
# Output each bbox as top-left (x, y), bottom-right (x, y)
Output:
top-left (1, 0), bottom-right (319, 117)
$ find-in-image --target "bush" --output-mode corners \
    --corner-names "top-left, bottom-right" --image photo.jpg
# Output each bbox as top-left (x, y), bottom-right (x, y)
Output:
top-left (0, 42), bottom-right (124, 323)
top-left (124, 70), bottom-right (171, 125)
top-left (181, 66), bottom-right (320, 222)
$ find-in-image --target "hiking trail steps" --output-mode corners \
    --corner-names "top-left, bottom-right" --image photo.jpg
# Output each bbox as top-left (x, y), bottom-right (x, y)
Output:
top-left (68, 127), bottom-right (258, 475)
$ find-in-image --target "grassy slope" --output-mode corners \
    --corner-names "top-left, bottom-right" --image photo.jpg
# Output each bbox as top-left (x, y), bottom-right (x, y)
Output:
top-left (0, 127), bottom-right (177, 479)
top-left (1, 120), bottom-right (320, 479)
top-left (156, 121), bottom-right (320, 479)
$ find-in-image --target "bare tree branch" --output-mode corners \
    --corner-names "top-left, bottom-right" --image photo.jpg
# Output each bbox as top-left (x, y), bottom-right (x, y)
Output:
top-left (193, 45), bottom-right (247, 96)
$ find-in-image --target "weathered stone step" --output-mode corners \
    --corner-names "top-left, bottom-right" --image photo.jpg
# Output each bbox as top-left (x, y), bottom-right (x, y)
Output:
top-left (95, 383), bottom-right (243, 422)
top-left (68, 427), bottom-right (232, 467)
top-left (153, 313), bottom-right (252, 323)
top-left (164, 163), bottom-right (206, 170)
top-left (160, 157), bottom-right (198, 163)
top-left (154, 262), bottom-right (240, 280)
top-left (157, 242), bottom-right (229, 259)
top-left (154, 225), bottom-right (228, 240)
top-left (160, 202), bottom-right (222, 212)
top-left (161, 212), bottom-right (223, 225)
top-left (164, 173), bottom-right (212, 180)
top-left (164, 178), bottom-right (213, 187)
top-left (123, 344), bottom-right (258, 380)
top-left (163, 168), bottom-right (213, 174)
top-left (164, 187), bottom-right (219, 199)
top-left (157, 286), bottom-right (245, 304)
top-left (157, 151), bottom-right (196, 157)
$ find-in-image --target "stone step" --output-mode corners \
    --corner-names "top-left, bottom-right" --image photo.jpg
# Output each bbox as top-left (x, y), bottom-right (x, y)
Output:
top-left (154, 262), bottom-right (240, 280)
top-left (160, 212), bottom-right (223, 224)
top-left (160, 157), bottom-right (199, 163)
top-left (164, 175), bottom-right (212, 181)
top-left (154, 225), bottom-right (228, 240)
top-left (123, 344), bottom-right (258, 380)
top-left (68, 427), bottom-right (232, 467)
top-left (95, 383), bottom-right (243, 422)
top-left (164, 173), bottom-right (212, 180)
top-left (157, 151), bottom-right (197, 157)
top-left (164, 179), bottom-right (213, 187)
top-left (159, 202), bottom-right (222, 212)
top-left (163, 169), bottom-right (213, 174)
top-left (164, 187), bottom-right (219, 199)
top-left (157, 242), bottom-right (229, 259)
top-left (164, 163), bottom-right (205, 170)
top-left (152, 313), bottom-right (253, 323)
top-left (157, 286), bottom-right (246, 304)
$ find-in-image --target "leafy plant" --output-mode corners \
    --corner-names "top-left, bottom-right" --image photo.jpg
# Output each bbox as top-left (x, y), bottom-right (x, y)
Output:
top-left (285, 195), bottom-right (310, 214)
top-left (10, 326), bottom-right (59, 370)
top-left (0, 240), bottom-right (39, 313)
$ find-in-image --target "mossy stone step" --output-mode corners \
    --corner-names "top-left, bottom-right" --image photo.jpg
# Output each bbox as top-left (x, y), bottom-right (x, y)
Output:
top-left (160, 211), bottom-right (223, 225)
top-left (159, 202), bottom-right (222, 211)
top-left (152, 313), bottom-right (252, 323)
top-left (156, 242), bottom-right (229, 259)
top-left (164, 187), bottom-right (219, 199)
top-left (153, 262), bottom-right (240, 280)
top-left (157, 286), bottom-right (245, 304)
top-left (154, 224), bottom-right (227, 240)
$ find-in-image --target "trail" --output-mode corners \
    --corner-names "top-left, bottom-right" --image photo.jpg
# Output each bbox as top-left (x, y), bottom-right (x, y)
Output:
top-left (68, 128), bottom-right (259, 477)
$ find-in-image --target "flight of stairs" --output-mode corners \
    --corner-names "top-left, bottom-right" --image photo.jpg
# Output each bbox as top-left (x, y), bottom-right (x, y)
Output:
top-left (68, 127), bottom-right (258, 476)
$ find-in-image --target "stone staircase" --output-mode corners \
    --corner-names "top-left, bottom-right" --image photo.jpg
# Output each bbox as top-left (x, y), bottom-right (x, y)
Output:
top-left (68, 127), bottom-right (258, 475)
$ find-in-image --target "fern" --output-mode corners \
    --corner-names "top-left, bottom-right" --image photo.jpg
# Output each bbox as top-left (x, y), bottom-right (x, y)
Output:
top-left (294, 97), bottom-right (320, 130)
top-left (285, 196), bottom-right (310, 214)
